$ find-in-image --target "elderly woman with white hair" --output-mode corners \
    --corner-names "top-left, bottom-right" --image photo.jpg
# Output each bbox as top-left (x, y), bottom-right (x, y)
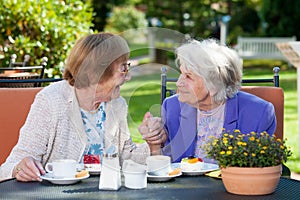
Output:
top-left (161, 39), bottom-right (276, 163)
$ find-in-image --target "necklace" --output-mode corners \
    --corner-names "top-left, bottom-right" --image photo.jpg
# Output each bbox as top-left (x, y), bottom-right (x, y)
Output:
top-left (87, 103), bottom-right (101, 114)
top-left (198, 102), bottom-right (225, 116)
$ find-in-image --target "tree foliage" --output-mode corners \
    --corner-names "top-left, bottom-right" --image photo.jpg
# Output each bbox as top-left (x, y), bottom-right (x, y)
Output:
top-left (92, 0), bottom-right (142, 31)
top-left (0, 0), bottom-right (94, 77)
top-left (104, 6), bottom-right (147, 33)
top-left (260, 0), bottom-right (300, 40)
top-left (137, 0), bottom-right (233, 39)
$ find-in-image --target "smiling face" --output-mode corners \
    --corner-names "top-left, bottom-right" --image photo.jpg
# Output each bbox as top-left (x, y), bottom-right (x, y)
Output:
top-left (176, 65), bottom-right (212, 110)
top-left (93, 59), bottom-right (131, 103)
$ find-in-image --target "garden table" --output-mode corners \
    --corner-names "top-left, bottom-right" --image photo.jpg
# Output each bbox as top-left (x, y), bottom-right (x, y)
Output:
top-left (0, 175), bottom-right (299, 199)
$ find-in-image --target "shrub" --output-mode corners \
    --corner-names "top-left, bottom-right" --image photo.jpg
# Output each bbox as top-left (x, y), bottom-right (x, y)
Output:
top-left (0, 0), bottom-right (94, 78)
top-left (105, 6), bottom-right (147, 33)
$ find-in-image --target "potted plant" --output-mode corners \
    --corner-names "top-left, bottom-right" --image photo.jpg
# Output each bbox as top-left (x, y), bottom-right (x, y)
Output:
top-left (204, 129), bottom-right (292, 195)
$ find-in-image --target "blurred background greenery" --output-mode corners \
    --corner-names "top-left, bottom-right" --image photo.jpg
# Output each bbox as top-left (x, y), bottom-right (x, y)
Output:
top-left (0, 0), bottom-right (299, 174)
top-left (1, 0), bottom-right (300, 73)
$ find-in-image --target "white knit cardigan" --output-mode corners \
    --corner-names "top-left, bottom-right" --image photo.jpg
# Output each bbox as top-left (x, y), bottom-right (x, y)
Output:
top-left (0, 80), bottom-right (150, 181)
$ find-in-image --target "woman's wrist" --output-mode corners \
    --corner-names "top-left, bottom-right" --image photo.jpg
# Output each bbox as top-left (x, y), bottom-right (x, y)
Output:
top-left (150, 144), bottom-right (162, 155)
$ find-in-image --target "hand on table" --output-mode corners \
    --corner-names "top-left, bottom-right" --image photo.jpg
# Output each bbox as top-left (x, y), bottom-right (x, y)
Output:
top-left (13, 156), bottom-right (45, 182)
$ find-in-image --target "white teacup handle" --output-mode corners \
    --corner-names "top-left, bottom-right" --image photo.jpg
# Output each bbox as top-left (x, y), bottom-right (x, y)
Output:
top-left (45, 163), bottom-right (53, 173)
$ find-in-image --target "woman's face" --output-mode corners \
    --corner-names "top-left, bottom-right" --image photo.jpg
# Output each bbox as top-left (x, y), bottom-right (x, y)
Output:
top-left (176, 65), bottom-right (210, 108)
top-left (93, 60), bottom-right (131, 103)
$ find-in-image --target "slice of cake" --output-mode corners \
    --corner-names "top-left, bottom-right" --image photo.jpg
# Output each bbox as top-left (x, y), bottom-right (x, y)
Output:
top-left (180, 157), bottom-right (204, 171)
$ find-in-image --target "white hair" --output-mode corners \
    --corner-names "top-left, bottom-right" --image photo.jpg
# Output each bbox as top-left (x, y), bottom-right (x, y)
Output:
top-left (175, 38), bottom-right (243, 104)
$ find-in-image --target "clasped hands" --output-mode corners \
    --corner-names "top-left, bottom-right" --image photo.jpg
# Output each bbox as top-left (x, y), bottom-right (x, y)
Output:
top-left (138, 112), bottom-right (167, 155)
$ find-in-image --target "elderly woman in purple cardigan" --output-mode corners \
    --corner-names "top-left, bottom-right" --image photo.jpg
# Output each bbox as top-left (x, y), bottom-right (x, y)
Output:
top-left (161, 39), bottom-right (276, 163)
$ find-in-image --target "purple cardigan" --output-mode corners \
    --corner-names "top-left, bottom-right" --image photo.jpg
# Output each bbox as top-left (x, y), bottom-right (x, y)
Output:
top-left (161, 91), bottom-right (276, 162)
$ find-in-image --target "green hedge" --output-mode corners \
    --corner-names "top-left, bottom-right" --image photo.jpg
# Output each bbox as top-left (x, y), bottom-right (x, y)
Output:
top-left (0, 0), bottom-right (94, 78)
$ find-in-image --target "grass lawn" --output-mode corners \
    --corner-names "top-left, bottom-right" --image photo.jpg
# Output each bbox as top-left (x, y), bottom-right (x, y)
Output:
top-left (120, 59), bottom-right (300, 173)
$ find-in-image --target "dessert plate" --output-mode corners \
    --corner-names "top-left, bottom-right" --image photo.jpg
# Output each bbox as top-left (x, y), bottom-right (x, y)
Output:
top-left (84, 164), bottom-right (101, 175)
top-left (86, 167), bottom-right (101, 175)
top-left (78, 164), bottom-right (101, 175)
top-left (147, 172), bottom-right (182, 182)
top-left (40, 173), bottom-right (89, 185)
top-left (181, 163), bottom-right (219, 176)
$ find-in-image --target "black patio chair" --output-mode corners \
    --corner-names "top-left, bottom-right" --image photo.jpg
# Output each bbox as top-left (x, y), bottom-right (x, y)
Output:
top-left (0, 54), bottom-right (48, 87)
top-left (161, 66), bottom-right (280, 105)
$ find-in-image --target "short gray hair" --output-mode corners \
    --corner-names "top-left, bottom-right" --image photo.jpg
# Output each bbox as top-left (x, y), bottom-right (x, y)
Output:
top-left (175, 38), bottom-right (243, 104)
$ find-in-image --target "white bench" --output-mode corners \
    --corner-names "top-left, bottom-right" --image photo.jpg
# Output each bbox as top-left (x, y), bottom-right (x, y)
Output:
top-left (235, 36), bottom-right (297, 60)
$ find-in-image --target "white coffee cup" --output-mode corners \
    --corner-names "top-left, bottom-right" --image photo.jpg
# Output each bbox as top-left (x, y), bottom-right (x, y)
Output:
top-left (146, 155), bottom-right (171, 176)
top-left (45, 159), bottom-right (77, 178)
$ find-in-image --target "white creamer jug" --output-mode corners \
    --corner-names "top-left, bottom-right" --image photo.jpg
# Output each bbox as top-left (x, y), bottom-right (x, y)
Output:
top-left (122, 160), bottom-right (147, 189)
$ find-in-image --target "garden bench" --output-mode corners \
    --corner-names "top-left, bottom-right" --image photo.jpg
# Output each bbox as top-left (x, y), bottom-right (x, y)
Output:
top-left (235, 36), bottom-right (296, 61)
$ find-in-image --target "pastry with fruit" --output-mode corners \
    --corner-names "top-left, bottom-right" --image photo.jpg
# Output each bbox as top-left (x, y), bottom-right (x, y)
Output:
top-left (180, 157), bottom-right (204, 171)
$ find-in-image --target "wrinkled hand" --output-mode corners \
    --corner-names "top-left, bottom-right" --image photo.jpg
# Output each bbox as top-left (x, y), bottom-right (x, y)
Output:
top-left (138, 112), bottom-right (167, 155)
top-left (13, 156), bottom-right (45, 182)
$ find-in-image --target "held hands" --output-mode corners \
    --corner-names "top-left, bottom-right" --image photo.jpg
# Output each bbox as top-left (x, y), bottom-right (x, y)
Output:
top-left (13, 156), bottom-right (45, 182)
top-left (138, 112), bottom-right (167, 155)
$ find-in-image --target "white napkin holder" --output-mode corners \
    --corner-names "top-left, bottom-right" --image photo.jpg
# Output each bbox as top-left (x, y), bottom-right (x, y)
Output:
top-left (99, 153), bottom-right (121, 190)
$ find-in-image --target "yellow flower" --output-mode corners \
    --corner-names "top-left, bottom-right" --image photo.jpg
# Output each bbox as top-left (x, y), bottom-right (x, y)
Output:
top-left (204, 129), bottom-right (292, 168)
top-left (234, 129), bottom-right (240, 133)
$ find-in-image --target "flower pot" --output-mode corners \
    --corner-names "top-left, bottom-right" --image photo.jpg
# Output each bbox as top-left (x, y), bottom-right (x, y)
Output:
top-left (221, 165), bottom-right (282, 195)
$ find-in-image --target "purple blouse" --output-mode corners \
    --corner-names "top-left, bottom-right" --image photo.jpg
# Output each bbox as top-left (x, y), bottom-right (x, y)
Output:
top-left (161, 91), bottom-right (276, 162)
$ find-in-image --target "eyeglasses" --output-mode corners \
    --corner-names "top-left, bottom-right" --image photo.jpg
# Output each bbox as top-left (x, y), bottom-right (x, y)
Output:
top-left (119, 62), bottom-right (131, 75)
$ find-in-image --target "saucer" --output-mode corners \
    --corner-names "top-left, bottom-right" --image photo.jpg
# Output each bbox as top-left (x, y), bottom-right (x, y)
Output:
top-left (84, 164), bottom-right (101, 175)
top-left (147, 172), bottom-right (182, 182)
top-left (181, 163), bottom-right (219, 176)
top-left (86, 168), bottom-right (101, 175)
top-left (40, 173), bottom-right (89, 185)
